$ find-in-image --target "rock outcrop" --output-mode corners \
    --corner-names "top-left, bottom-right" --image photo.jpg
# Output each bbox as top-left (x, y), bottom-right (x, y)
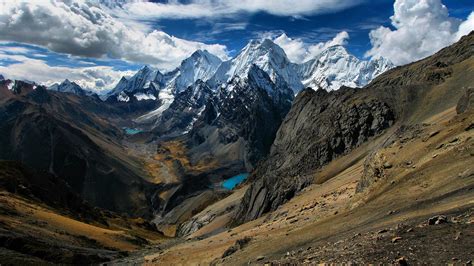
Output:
top-left (235, 87), bottom-right (395, 222)
top-left (456, 87), bottom-right (474, 114)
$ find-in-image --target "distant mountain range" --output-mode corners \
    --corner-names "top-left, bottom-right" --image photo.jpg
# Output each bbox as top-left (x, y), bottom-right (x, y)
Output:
top-left (1, 39), bottom-right (393, 171)
top-left (106, 39), bottom-right (393, 128)
top-left (3, 39), bottom-right (392, 125)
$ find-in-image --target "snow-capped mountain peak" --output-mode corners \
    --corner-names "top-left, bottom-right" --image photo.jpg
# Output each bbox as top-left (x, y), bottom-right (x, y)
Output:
top-left (171, 49), bottom-right (222, 92)
top-left (211, 39), bottom-right (303, 93)
top-left (133, 50), bottom-right (222, 122)
top-left (48, 79), bottom-right (86, 96)
top-left (297, 45), bottom-right (394, 91)
top-left (107, 65), bottom-right (162, 99)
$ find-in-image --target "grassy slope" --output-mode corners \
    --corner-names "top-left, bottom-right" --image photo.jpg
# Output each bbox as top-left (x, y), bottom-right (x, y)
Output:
top-left (0, 161), bottom-right (166, 264)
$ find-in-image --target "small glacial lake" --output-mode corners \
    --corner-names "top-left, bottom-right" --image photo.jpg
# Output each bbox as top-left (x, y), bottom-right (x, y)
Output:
top-left (123, 128), bottom-right (143, 135)
top-left (222, 173), bottom-right (249, 190)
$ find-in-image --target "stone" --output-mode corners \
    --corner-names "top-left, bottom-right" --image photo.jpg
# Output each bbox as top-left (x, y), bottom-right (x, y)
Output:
top-left (257, 256), bottom-right (265, 261)
top-left (428, 215), bottom-right (448, 225)
top-left (449, 137), bottom-right (459, 143)
top-left (428, 130), bottom-right (440, 138)
top-left (396, 257), bottom-right (408, 265)
top-left (392, 236), bottom-right (403, 243)
top-left (221, 237), bottom-right (252, 258)
top-left (383, 162), bottom-right (393, 169)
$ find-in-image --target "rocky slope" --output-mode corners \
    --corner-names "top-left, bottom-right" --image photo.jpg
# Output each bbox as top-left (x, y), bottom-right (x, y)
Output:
top-left (152, 80), bottom-right (213, 137)
top-left (235, 31), bottom-right (474, 223)
top-left (0, 79), bottom-right (35, 98)
top-left (0, 87), bottom-right (158, 216)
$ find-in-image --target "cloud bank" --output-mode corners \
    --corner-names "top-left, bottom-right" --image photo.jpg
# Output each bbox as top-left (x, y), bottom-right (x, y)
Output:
top-left (0, 0), bottom-right (228, 71)
top-left (365, 0), bottom-right (474, 65)
top-left (273, 31), bottom-right (349, 63)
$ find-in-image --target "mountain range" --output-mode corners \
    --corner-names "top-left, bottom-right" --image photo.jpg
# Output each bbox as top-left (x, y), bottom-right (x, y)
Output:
top-left (36, 38), bottom-right (392, 172)
top-left (1, 32), bottom-right (472, 264)
top-left (97, 39), bottom-right (393, 171)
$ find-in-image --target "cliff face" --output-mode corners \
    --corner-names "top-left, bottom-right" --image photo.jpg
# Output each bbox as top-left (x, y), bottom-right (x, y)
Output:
top-left (235, 87), bottom-right (395, 222)
top-left (235, 32), bottom-right (474, 224)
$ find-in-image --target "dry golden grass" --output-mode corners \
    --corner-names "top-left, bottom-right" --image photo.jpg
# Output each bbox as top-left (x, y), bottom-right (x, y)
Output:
top-left (0, 192), bottom-right (165, 253)
top-left (143, 107), bottom-right (474, 265)
top-left (155, 140), bottom-right (220, 175)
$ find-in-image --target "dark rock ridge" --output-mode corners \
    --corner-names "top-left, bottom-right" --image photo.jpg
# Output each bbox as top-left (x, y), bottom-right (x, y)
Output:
top-left (0, 79), bottom-right (35, 96)
top-left (153, 80), bottom-right (213, 137)
top-left (235, 31), bottom-right (474, 223)
top-left (186, 65), bottom-right (294, 170)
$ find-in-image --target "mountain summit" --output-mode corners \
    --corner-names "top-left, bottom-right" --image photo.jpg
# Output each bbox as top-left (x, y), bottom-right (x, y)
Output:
top-left (48, 79), bottom-right (87, 96)
top-left (297, 45), bottom-right (394, 91)
top-left (211, 39), bottom-right (304, 93)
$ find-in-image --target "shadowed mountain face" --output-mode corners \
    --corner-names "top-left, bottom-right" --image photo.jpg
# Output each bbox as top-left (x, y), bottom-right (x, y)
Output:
top-left (0, 87), bottom-right (156, 217)
top-left (235, 32), bottom-right (474, 223)
top-left (186, 65), bottom-right (294, 171)
top-left (153, 80), bottom-right (214, 137)
top-left (0, 160), bottom-right (104, 223)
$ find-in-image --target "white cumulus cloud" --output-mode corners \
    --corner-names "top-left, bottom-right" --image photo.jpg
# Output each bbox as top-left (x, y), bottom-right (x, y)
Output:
top-left (273, 31), bottom-right (350, 63)
top-left (118, 0), bottom-right (364, 20)
top-left (0, 0), bottom-right (229, 71)
top-left (365, 0), bottom-right (474, 65)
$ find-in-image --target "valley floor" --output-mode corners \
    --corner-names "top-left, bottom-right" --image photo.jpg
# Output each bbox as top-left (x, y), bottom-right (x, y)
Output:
top-left (112, 104), bottom-right (473, 265)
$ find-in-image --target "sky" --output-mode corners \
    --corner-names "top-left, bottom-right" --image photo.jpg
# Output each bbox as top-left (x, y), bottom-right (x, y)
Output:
top-left (0, 0), bottom-right (473, 92)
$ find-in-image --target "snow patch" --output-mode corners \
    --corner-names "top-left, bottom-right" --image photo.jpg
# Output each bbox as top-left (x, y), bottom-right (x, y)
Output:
top-left (134, 93), bottom-right (157, 101)
top-left (117, 92), bottom-right (130, 102)
top-left (7, 81), bottom-right (14, 91)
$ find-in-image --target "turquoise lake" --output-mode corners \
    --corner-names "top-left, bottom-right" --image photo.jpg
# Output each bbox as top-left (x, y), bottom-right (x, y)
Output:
top-left (124, 128), bottom-right (143, 135)
top-left (222, 173), bottom-right (249, 190)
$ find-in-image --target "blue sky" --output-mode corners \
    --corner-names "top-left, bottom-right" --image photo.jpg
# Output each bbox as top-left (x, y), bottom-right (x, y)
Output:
top-left (153, 0), bottom-right (394, 58)
top-left (0, 0), bottom-right (472, 91)
top-left (147, 0), bottom-right (473, 58)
